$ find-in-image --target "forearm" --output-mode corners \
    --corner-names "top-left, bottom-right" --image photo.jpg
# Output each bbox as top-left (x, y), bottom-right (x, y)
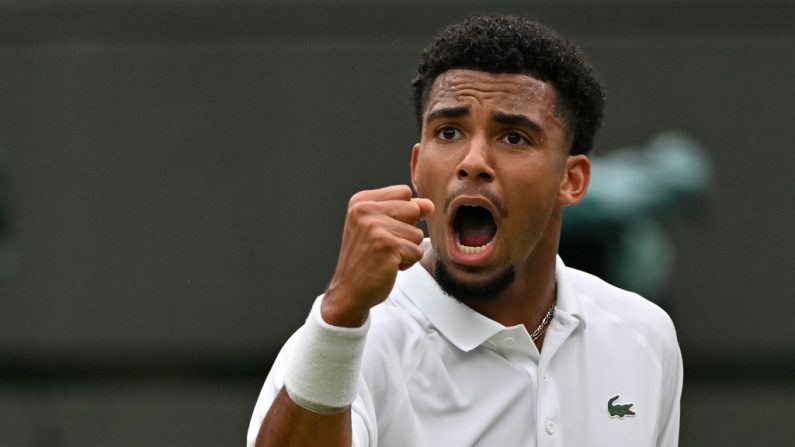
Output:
top-left (252, 186), bottom-right (432, 446)
top-left (255, 387), bottom-right (352, 447)
top-left (255, 296), bottom-right (368, 446)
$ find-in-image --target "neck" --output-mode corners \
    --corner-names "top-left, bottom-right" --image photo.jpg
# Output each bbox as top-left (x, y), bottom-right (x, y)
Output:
top-left (421, 206), bottom-right (564, 346)
top-left (453, 208), bottom-right (563, 342)
top-left (463, 252), bottom-right (557, 330)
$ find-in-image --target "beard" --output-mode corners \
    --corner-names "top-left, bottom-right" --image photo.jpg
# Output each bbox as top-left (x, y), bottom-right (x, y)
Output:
top-left (434, 258), bottom-right (516, 303)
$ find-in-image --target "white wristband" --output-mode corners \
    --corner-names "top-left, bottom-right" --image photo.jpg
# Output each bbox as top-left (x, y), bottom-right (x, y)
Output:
top-left (284, 296), bottom-right (370, 414)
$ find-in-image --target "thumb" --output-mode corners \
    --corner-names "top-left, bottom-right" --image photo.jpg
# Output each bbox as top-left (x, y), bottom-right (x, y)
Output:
top-left (411, 198), bottom-right (435, 219)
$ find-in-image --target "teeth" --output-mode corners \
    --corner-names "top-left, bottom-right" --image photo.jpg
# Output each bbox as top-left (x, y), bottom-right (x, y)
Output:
top-left (455, 238), bottom-right (491, 255)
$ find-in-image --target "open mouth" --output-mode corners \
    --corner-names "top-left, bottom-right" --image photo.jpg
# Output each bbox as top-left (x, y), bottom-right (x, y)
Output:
top-left (452, 205), bottom-right (497, 255)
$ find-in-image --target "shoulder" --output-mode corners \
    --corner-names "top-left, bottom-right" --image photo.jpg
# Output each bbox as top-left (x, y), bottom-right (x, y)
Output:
top-left (565, 266), bottom-right (680, 366)
top-left (364, 289), bottom-right (433, 369)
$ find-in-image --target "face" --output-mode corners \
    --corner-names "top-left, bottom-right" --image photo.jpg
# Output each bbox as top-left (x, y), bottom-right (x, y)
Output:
top-left (411, 69), bottom-right (589, 300)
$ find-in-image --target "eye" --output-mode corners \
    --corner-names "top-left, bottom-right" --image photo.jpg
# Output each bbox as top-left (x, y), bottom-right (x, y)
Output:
top-left (436, 126), bottom-right (462, 141)
top-left (500, 132), bottom-right (530, 146)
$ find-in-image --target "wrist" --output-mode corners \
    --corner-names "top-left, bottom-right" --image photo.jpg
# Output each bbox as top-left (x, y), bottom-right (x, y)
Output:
top-left (321, 287), bottom-right (370, 328)
top-left (284, 296), bottom-right (370, 413)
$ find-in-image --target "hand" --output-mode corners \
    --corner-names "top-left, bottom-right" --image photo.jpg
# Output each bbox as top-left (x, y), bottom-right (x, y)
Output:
top-left (322, 185), bottom-right (434, 327)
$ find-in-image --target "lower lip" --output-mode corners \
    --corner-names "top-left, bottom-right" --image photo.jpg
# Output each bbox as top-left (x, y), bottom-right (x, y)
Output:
top-left (448, 230), bottom-right (498, 265)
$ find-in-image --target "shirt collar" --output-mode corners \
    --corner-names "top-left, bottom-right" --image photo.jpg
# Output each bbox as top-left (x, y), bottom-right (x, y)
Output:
top-left (394, 252), bottom-right (587, 352)
top-left (395, 263), bottom-right (505, 352)
top-left (554, 255), bottom-right (587, 329)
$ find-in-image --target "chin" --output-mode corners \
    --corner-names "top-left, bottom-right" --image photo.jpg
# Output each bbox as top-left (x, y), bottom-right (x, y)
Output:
top-left (434, 257), bottom-right (515, 303)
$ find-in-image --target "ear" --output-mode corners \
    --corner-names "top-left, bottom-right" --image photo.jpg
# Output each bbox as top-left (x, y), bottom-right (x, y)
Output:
top-left (557, 154), bottom-right (590, 206)
top-left (410, 143), bottom-right (421, 193)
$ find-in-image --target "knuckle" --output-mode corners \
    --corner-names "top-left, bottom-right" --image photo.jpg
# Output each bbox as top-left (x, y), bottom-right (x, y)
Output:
top-left (348, 201), bottom-right (375, 219)
top-left (403, 244), bottom-right (423, 263)
top-left (361, 217), bottom-right (381, 234)
top-left (411, 227), bottom-right (425, 244)
top-left (348, 190), bottom-right (369, 208)
top-left (371, 230), bottom-right (397, 251)
top-left (395, 184), bottom-right (412, 198)
top-left (409, 203), bottom-right (422, 220)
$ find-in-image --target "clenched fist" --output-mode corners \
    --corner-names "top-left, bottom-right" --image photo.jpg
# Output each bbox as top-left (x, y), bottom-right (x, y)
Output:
top-left (321, 185), bottom-right (434, 328)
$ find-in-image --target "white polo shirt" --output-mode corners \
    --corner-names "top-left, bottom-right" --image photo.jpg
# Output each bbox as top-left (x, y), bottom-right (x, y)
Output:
top-left (247, 256), bottom-right (682, 446)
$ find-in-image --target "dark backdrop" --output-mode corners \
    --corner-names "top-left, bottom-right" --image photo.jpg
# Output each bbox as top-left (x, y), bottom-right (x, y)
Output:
top-left (0, 1), bottom-right (793, 445)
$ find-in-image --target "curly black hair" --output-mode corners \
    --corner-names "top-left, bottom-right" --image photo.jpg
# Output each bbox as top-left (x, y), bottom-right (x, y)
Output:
top-left (411, 15), bottom-right (605, 155)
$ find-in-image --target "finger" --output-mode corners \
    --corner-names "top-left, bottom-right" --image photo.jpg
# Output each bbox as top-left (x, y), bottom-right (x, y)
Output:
top-left (379, 200), bottom-right (426, 224)
top-left (349, 185), bottom-right (412, 207)
top-left (411, 198), bottom-right (435, 220)
top-left (347, 200), bottom-right (422, 227)
top-left (396, 238), bottom-right (424, 270)
top-left (381, 218), bottom-right (426, 245)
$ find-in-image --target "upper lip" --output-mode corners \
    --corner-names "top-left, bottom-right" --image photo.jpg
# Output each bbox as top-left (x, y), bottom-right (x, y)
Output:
top-left (446, 195), bottom-right (501, 226)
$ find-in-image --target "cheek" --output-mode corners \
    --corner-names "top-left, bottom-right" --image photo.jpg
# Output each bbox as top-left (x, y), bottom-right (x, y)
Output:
top-left (417, 159), bottom-right (448, 195)
top-left (501, 169), bottom-right (562, 226)
top-left (506, 159), bottom-right (565, 195)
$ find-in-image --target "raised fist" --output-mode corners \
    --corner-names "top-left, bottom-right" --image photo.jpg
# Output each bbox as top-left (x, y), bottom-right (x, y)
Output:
top-left (321, 185), bottom-right (434, 327)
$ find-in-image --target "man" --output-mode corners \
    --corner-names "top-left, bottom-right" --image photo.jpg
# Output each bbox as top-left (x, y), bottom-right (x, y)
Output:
top-left (248, 14), bottom-right (682, 446)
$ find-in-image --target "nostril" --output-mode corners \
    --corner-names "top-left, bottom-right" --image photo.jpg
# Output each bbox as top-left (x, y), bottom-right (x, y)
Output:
top-left (457, 169), bottom-right (468, 178)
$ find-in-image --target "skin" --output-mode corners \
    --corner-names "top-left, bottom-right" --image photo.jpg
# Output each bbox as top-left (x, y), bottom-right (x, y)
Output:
top-left (255, 69), bottom-right (589, 446)
top-left (412, 69), bottom-right (590, 334)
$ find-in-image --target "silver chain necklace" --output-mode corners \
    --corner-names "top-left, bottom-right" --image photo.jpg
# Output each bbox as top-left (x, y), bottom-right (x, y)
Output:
top-left (530, 299), bottom-right (556, 341)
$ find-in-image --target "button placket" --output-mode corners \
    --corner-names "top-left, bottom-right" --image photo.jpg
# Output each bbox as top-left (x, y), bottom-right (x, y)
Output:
top-left (537, 364), bottom-right (560, 444)
top-left (487, 326), bottom-right (538, 375)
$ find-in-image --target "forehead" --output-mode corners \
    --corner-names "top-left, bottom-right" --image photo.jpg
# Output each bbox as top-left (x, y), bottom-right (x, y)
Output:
top-left (425, 69), bottom-right (559, 119)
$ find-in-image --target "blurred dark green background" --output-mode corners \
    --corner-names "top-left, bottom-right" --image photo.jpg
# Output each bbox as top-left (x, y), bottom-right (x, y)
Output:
top-left (0, 1), bottom-right (792, 445)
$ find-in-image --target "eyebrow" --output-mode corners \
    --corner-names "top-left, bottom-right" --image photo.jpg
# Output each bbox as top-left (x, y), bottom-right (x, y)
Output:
top-left (425, 106), bottom-right (469, 123)
top-left (492, 112), bottom-right (542, 135)
top-left (425, 107), bottom-right (545, 138)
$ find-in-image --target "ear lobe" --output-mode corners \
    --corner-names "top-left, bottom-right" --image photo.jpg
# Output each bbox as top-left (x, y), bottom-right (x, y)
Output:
top-left (410, 144), bottom-right (421, 193)
top-left (558, 154), bottom-right (590, 206)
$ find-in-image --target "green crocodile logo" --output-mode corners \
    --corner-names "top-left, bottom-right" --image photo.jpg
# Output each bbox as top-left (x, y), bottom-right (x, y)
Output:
top-left (607, 395), bottom-right (635, 417)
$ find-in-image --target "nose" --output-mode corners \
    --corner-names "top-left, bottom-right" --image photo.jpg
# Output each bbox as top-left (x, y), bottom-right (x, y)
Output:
top-left (456, 137), bottom-right (495, 182)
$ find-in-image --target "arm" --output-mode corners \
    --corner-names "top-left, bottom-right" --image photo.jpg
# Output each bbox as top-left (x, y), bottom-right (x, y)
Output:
top-left (254, 185), bottom-right (434, 447)
top-left (656, 344), bottom-right (683, 447)
top-left (255, 387), bottom-right (353, 446)
top-left (656, 313), bottom-right (683, 447)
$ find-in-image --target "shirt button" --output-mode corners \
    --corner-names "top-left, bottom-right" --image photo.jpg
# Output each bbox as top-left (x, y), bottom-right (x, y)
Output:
top-left (502, 336), bottom-right (515, 349)
top-left (546, 420), bottom-right (556, 435)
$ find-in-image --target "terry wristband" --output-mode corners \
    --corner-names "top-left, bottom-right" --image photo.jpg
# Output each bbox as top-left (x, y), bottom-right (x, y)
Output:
top-left (284, 297), bottom-right (370, 414)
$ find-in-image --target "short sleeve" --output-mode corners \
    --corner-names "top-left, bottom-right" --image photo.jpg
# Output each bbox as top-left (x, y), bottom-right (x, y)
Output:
top-left (656, 330), bottom-right (683, 447)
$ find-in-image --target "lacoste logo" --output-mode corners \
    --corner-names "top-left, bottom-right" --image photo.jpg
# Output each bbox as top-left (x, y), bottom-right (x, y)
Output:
top-left (607, 395), bottom-right (635, 417)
